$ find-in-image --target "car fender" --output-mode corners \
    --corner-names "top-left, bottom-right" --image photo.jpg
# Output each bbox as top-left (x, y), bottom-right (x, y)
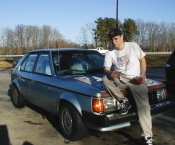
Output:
top-left (12, 78), bottom-right (20, 91)
top-left (58, 93), bottom-right (82, 115)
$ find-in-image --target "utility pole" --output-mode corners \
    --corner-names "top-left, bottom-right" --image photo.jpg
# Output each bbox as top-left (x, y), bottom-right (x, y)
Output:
top-left (116, 0), bottom-right (118, 28)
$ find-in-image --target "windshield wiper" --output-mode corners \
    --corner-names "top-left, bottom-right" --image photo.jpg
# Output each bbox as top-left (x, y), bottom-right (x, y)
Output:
top-left (90, 68), bottom-right (104, 73)
top-left (70, 69), bottom-right (85, 72)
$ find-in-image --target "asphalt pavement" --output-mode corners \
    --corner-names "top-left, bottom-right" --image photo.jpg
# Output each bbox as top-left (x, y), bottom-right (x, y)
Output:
top-left (0, 68), bottom-right (175, 145)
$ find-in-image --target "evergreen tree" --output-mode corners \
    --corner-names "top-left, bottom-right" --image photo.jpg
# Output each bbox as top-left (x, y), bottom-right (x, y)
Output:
top-left (121, 18), bottom-right (138, 42)
top-left (93, 17), bottom-right (120, 48)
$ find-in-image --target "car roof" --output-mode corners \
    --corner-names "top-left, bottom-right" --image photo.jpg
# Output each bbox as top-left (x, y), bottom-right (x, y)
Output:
top-left (27, 48), bottom-right (97, 53)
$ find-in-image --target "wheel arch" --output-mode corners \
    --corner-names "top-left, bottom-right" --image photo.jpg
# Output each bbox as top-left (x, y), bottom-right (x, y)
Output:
top-left (58, 93), bottom-right (82, 116)
top-left (12, 79), bottom-right (20, 92)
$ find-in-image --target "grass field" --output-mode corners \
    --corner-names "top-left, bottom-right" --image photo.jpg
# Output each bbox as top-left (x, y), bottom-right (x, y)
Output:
top-left (0, 54), bottom-right (171, 68)
top-left (145, 54), bottom-right (170, 67)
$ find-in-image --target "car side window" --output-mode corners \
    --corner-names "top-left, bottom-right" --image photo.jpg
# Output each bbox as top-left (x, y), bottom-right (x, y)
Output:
top-left (20, 58), bottom-right (27, 71)
top-left (20, 54), bottom-right (37, 72)
top-left (35, 54), bottom-right (51, 75)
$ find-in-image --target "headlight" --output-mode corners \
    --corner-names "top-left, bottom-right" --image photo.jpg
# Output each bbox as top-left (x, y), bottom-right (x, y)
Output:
top-left (157, 89), bottom-right (167, 101)
top-left (92, 97), bottom-right (118, 113)
top-left (103, 97), bottom-right (117, 111)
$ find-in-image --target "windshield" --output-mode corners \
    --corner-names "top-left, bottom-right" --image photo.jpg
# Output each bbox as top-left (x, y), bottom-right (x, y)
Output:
top-left (52, 50), bottom-right (104, 75)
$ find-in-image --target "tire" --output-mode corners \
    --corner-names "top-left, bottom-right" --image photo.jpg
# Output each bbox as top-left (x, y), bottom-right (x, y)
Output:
top-left (11, 86), bottom-right (25, 108)
top-left (59, 102), bottom-right (87, 141)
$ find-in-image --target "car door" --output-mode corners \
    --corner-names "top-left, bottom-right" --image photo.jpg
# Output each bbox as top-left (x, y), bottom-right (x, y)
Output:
top-left (18, 53), bottom-right (38, 99)
top-left (29, 53), bottom-right (53, 111)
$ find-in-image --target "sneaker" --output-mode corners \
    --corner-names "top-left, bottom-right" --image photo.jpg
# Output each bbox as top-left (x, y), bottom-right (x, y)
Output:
top-left (142, 136), bottom-right (153, 145)
top-left (118, 100), bottom-right (131, 115)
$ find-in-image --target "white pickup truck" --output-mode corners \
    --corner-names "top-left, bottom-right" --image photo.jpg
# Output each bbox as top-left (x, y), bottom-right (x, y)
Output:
top-left (91, 47), bottom-right (108, 54)
top-left (93, 47), bottom-right (108, 54)
top-left (89, 47), bottom-right (108, 54)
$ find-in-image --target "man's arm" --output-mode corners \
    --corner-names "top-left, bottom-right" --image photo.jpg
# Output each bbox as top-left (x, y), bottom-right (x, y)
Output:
top-left (104, 67), bottom-right (111, 75)
top-left (139, 57), bottom-right (147, 82)
top-left (104, 67), bottom-right (120, 78)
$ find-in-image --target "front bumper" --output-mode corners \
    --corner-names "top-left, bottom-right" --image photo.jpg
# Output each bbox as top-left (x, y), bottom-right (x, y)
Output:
top-left (82, 100), bottom-right (175, 131)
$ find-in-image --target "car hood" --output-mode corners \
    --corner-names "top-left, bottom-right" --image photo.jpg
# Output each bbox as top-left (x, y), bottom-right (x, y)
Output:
top-left (72, 74), bottom-right (162, 89)
top-left (73, 74), bottom-right (106, 90)
top-left (53, 74), bottom-right (162, 97)
top-left (54, 74), bottom-right (163, 97)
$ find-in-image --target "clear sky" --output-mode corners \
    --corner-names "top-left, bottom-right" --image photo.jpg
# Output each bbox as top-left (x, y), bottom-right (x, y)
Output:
top-left (0, 0), bottom-right (175, 42)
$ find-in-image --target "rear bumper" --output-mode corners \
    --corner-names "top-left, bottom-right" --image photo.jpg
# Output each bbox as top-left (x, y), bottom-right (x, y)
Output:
top-left (82, 100), bottom-right (175, 131)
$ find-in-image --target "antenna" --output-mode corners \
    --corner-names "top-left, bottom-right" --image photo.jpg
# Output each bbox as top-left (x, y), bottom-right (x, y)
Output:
top-left (116, 0), bottom-right (118, 28)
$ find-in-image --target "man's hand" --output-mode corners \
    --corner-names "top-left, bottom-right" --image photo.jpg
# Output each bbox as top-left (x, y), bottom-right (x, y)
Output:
top-left (110, 71), bottom-right (120, 78)
top-left (136, 75), bottom-right (145, 84)
top-left (104, 67), bottom-right (120, 79)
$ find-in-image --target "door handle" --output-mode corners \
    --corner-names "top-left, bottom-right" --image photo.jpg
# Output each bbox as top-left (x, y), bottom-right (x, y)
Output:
top-left (19, 76), bottom-right (25, 81)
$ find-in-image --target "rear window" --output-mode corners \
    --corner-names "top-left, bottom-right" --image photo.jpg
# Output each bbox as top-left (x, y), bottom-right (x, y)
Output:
top-left (21, 54), bottom-right (37, 72)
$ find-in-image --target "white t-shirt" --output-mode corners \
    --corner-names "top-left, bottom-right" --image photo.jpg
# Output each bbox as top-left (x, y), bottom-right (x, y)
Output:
top-left (104, 42), bottom-right (145, 79)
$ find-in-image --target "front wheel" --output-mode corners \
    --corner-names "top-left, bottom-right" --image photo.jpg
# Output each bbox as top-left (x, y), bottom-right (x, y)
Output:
top-left (11, 86), bottom-right (25, 108)
top-left (59, 102), bottom-right (87, 141)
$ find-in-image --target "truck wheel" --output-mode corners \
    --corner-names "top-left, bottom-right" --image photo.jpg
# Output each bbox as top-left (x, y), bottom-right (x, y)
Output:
top-left (59, 102), bottom-right (87, 141)
top-left (11, 86), bottom-right (25, 108)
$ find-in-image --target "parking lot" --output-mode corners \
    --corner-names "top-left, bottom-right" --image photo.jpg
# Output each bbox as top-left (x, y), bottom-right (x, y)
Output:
top-left (0, 69), bottom-right (175, 145)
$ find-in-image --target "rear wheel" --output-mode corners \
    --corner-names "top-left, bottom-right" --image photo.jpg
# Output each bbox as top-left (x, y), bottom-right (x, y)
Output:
top-left (59, 102), bottom-right (87, 141)
top-left (11, 86), bottom-right (25, 108)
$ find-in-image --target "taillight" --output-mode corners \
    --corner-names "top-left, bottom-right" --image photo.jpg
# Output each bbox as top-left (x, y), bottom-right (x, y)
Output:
top-left (165, 89), bottom-right (168, 98)
top-left (92, 98), bottom-right (104, 113)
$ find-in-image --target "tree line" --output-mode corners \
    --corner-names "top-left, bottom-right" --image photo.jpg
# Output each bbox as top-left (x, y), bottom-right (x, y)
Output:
top-left (0, 18), bottom-right (175, 55)
top-left (0, 25), bottom-right (80, 55)
top-left (81, 18), bottom-right (175, 52)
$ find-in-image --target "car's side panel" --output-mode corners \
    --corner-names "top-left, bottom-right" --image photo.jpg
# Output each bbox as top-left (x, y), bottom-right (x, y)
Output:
top-left (29, 73), bottom-right (53, 111)
top-left (18, 71), bottom-right (32, 99)
top-left (50, 85), bottom-right (93, 116)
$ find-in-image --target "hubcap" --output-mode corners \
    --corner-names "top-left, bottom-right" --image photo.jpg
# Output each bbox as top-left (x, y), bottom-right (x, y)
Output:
top-left (62, 108), bottom-right (73, 134)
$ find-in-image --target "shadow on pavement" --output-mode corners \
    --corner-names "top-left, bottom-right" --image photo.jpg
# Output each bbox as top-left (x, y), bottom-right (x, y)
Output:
top-left (7, 88), bottom-right (64, 139)
top-left (23, 102), bottom-right (64, 136)
top-left (22, 141), bottom-right (33, 145)
top-left (163, 108), bottom-right (175, 118)
top-left (0, 125), bottom-right (10, 145)
top-left (115, 130), bottom-right (143, 145)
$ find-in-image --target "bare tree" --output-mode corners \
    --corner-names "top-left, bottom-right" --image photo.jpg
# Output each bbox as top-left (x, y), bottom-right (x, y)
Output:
top-left (40, 25), bottom-right (52, 48)
top-left (145, 22), bottom-right (159, 52)
top-left (5, 27), bottom-right (16, 54)
top-left (85, 22), bottom-right (97, 47)
top-left (167, 23), bottom-right (175, 52)
top-left (158, 22), bottom-right (169, 52)
top-left (0, 28), bottom-right (6, 54)
top-left (25, 25), bottom-right (33, 51)
top-left (30, 26), bottom-right (40, 50)
top-left (77, 27), bottom-right (89, 48)
top-left (134, 19), bottom-right (148, 49)
top-left (50, 28), bottom-right (63, 48)
top-left (15, 24), bottom-right (26, 54)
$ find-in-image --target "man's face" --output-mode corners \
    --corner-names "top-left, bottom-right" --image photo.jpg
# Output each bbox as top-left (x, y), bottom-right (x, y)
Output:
top-left (112, 35), bottom-right (123, 48)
